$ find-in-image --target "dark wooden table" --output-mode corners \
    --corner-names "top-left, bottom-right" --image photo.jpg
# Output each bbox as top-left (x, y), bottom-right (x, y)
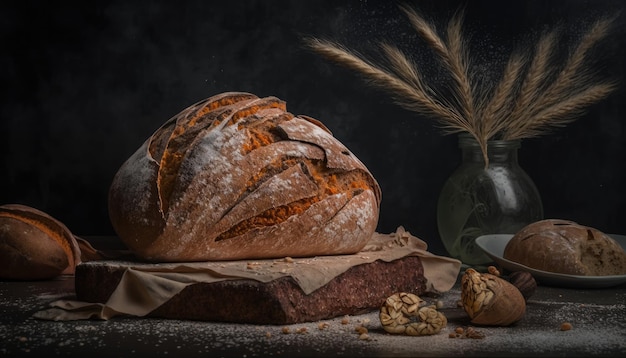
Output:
top-left (2, 267), bottom-right (625, 357)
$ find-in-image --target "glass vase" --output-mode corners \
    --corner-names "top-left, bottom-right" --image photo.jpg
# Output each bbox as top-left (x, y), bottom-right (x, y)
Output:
top-left (437, 134), bottom-right (544, 265)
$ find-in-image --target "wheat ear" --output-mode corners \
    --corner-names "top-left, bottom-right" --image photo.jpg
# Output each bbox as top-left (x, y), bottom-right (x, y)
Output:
top-left (479, 51), bottom-right (526, 141)
top-left (379, 42), bottom-right (475, 134)
top-left (305, 4), bottom-right (618, 164)
top-left (503, 29), bottom-right (558, 139)
top-left (505, 16), bottom-right (617, 139)
top-left (505, 82), bottom-right (618, 140)
top-left (400, 4), bottom-right (487, 162)
top-left (305, 37), bottom-right (476, 135)
top-left (399, 4), bottom-right (475, 117)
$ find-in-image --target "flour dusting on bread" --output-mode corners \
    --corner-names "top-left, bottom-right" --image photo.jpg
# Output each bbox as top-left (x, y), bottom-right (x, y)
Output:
top-left (109, 92), bottom-right (381, 262)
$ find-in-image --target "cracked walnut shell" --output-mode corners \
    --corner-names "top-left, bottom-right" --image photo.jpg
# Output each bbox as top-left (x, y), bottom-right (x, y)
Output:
top-left (379, 292), bottom-right (447, 336)
top-left (461, 268), bottom-right (526, 326)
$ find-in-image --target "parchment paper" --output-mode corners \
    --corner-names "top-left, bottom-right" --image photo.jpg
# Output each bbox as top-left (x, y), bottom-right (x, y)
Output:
top-left (34, 227), bottom-right (461, 321)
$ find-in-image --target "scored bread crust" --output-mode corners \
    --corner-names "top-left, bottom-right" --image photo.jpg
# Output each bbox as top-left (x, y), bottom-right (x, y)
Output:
top-left (0, 204), bottom-right (82, 279)
top-left (503, 219), bottom-right (626, 276)
top-left (108, 92), bottom-right (382, 262)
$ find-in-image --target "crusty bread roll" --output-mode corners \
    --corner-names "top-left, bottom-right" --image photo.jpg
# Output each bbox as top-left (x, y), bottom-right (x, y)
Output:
top-left (0, 204), bottom-right (82, 280)
top-left (108, 92), bottom-right (382, 262)
top-left (503, 219), bottom-right (626, 276)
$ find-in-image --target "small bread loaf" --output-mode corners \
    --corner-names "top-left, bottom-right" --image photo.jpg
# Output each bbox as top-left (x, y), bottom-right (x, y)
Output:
top-left (108, 92), bottom-right (381, 262)
top-left (503, 219), bottom-right (626, 276)
top-left (0, 204), bottom-right (82, 280)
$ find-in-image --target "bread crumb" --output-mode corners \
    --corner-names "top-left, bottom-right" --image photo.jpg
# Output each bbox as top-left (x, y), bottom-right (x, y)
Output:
top-left (448, 326), bottom-right (485, 339)
top-left (246, 262), bottom-right (260, 270)
top-left (358, 333), bottom-right (371, 341)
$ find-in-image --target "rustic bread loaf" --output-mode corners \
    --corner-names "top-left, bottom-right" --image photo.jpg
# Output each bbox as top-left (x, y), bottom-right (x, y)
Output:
top-left (0, 204), bottom-right (82, 280)
top-left (503, 219), bottom-right (626, 276)
top-left (108, 92), bottom-right (382, 262)
top-left (74, 256), bottom-right (427, 324)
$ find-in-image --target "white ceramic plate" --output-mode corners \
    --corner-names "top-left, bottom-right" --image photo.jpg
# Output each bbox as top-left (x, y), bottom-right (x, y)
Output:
top-left (475, 234), bottom-right (626, 288)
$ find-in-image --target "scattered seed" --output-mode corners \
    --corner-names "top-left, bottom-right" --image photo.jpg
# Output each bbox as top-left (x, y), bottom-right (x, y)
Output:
top-left (465, 326), bottom-right (485, 339)
top-left (358, 333), bottom-right (371, 341)
top-left (448, 326), bottom-right (486, 339)
top-left (318, 322), bottom-right (329, 330)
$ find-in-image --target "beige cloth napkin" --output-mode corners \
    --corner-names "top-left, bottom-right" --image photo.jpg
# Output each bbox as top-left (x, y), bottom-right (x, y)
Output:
top-left (34, 227), bottom-right (461, 321)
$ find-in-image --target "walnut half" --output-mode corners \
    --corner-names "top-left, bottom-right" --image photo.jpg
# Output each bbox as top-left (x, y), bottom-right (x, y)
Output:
top-left (379, 292), bottom-right (447, 336)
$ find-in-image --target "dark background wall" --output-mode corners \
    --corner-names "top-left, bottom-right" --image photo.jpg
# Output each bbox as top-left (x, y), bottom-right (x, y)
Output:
top-left (1, 0), bottom-right (624, 256)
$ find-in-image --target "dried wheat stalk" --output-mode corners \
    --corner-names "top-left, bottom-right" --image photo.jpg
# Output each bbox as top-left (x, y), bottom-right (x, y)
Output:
top-left (305, 5), bottom-right (619, 165)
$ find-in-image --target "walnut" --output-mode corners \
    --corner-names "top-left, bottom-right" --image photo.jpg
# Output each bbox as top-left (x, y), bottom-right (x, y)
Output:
top-left (461, 268), bottom-right (526, 326)
top-left (379, 292), bottom-right (447, 336)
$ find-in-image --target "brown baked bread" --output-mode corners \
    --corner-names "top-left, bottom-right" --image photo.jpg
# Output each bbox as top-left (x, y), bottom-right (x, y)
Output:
top-left (74, 256), bottom-right (427, 324)
top-left (503, 219), bottom-right (626, 276)
top-left (108, 92), bottom-right (382, 262)
top-left (0, 204), bottom-right (82, 280)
